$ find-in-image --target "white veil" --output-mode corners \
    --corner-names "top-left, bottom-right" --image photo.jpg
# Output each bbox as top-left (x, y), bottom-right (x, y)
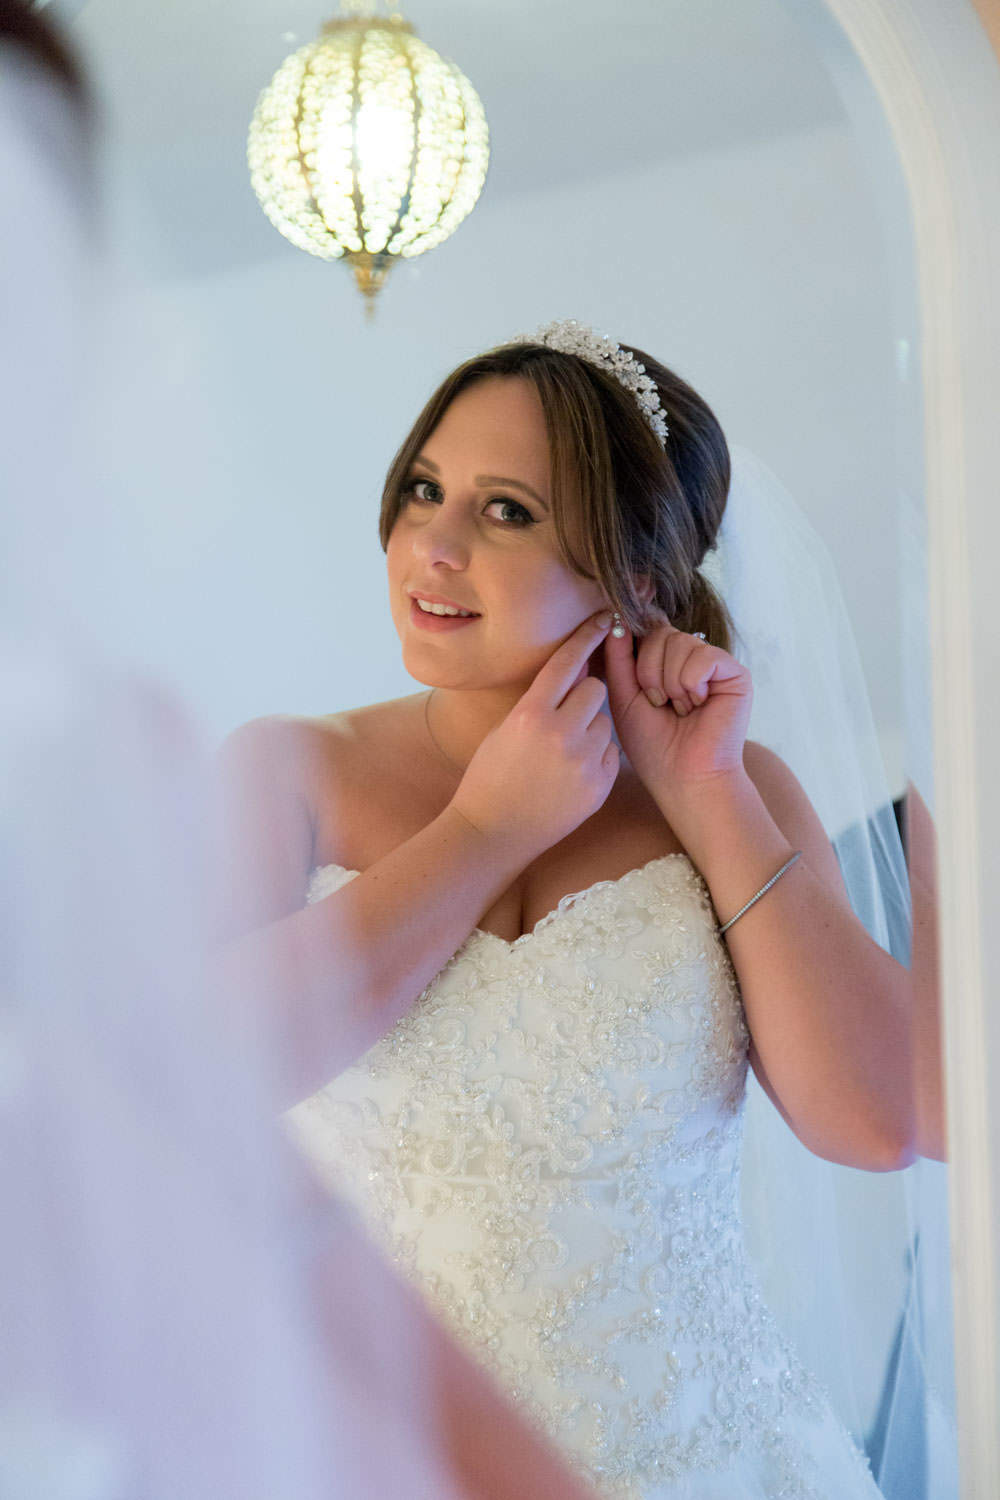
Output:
top-left (705, 445), bottom-right (958, 1496)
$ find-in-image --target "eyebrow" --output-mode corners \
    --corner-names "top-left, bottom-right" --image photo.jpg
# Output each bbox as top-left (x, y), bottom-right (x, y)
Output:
top-left (412, 454), bottom-right (550, 512)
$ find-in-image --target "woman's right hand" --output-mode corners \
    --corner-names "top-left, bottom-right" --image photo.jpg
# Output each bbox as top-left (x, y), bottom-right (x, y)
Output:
top-left (448, 612), bottom-right (619, 856)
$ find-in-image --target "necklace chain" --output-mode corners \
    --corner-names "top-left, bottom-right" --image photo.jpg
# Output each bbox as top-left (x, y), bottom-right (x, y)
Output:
top-left (424, 686), bottom-right (625, 775)
top-left (423, 689), bottom-right (465, 773)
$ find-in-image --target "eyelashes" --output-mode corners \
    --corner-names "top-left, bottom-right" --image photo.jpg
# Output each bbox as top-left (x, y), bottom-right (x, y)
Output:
top-left (401, 478), bottom-right (537, 528)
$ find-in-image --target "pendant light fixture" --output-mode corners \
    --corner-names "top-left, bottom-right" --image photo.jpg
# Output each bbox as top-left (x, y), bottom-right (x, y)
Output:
top-left (248, 0), bottom-right (490, 319)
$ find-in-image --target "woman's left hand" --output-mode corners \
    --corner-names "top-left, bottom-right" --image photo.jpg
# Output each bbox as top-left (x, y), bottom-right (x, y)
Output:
top-left (599, 607), bottom-right (753, 805)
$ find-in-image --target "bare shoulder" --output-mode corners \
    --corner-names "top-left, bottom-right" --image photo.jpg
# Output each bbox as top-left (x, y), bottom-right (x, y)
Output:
top-left (209, 701), bottom-right (418, 939)
top-left (221, 694), bottom-right (410, 762)
top-left (299, 692), bottom-right (427, 783)
top-left (215, 710), bottom-right (341, 792)
top-left (740, 739), bottom-right (853, 910)
top-left (211, 709), bottom-right (360, 872)
top-left (297, 692), bottom-right (436, 868)
top-left (207, 713), bottom-right (327, 942)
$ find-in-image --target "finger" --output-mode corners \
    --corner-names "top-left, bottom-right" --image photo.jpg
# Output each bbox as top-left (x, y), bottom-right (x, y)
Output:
top-left (633, 616), bottom-right (693, 709)
top-left (678, 642), bottom-right (724, 706)
top-left (634, 626), bottom-right (672, 708)
top-left (662, 633), bottom-right (715, 710)
top-left (529, 612), bottom-right (614, 710)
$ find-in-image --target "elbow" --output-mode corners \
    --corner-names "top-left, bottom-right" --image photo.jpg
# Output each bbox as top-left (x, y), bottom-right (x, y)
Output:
top-left (796, 1109), bottom-right (919, 1173)
top-left (848, 1073), bottom-right (920, 1171)
top-left (865, 1131), bottom-right (919, 1173)
top-left (811, 1132), bottom-right (917, 1173)
top-left (847, 1099), bottom-right (919, 1171)
top-left (869, 1088), bottom-right (920, 1171)
top-left (915, 1130), bottom-right (948, 1164)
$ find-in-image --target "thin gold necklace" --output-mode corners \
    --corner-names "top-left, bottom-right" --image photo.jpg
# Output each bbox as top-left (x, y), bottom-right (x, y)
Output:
top-left (424, 687), bottom-right (626, 775)
top-left (423, 689), bottom-right (465, 773)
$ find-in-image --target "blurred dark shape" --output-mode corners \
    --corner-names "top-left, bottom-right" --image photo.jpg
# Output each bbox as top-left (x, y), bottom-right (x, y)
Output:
top-left (0, 0), bottom-right (95, 130)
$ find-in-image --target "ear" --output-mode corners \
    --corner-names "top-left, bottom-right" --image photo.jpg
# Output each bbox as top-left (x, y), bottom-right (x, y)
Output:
top-left (633, 573), bottom-right (656, 619)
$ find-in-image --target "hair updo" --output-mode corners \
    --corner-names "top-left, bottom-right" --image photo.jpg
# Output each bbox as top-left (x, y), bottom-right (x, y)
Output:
top-left (379, 337), bottom-right (735, 651)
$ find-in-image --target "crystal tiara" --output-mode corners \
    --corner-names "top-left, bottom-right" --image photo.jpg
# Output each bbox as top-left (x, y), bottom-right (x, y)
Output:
top-left (503, 318), bottom-right (669, 446)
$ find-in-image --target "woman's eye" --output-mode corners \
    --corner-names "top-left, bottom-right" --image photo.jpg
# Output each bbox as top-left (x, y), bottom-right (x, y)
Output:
top-left (484, 498), bottom-right (535, 527)
top-left (403, 479), bottom-right (535, 528)
top-left (405, 479), bottom-right (436, 502)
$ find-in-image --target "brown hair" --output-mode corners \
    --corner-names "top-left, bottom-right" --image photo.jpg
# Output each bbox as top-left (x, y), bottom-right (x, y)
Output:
top-left (0, 0), bottom-right (95, 129)
top-left (378, 337), bottom-right (736, 650)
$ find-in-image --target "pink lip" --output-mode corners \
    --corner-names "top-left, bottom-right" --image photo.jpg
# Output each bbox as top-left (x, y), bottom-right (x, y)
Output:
top-left (409, 597), bottom-right (481, 632)
top-left (408, 589), bottom-right (479, 611)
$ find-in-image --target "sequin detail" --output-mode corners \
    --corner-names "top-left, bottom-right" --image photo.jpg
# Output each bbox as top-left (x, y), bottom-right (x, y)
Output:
top-left (283, 858), bottom-right (879, 1500)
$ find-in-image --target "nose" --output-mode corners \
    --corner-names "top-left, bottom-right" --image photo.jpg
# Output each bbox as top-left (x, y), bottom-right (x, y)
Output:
top-left (409, 500), bottom-right (473, 567)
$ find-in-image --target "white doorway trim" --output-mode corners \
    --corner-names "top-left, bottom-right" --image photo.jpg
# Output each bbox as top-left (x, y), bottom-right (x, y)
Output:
top-left (820, 0), bottom-right (1000, 1493)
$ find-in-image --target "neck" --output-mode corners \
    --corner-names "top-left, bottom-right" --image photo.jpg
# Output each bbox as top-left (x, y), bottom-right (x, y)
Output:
top-left (424, 677), bottom-right (624, 774)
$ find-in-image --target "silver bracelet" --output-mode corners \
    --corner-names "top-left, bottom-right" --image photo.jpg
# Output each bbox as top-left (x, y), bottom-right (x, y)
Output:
top-left (717, 851), bottom-right (803, 936)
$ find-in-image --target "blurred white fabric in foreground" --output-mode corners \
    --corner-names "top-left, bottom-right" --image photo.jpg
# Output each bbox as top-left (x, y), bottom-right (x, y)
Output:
top-left (0, 34), bottom-right (468, 1500)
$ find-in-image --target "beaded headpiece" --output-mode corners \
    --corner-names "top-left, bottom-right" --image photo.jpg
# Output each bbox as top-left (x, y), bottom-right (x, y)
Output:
top-left (505, 318), bottom-right (669, 447)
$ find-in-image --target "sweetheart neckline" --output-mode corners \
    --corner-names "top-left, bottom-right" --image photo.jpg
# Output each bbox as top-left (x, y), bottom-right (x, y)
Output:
top-left (307, 850), bottom-right (704, 952)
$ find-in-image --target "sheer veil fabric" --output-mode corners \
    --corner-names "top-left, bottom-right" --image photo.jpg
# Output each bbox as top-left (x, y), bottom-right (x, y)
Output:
top-left (706, 447), bottom-right (957, 1497)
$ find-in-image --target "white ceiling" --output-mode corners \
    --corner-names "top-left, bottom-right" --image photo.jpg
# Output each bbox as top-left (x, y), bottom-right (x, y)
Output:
top-left (64, 0), bottom-right (846, 279)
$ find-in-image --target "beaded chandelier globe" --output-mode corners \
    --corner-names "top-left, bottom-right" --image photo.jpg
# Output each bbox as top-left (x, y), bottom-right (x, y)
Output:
top-left (247, 0), bottom-right (490, 319)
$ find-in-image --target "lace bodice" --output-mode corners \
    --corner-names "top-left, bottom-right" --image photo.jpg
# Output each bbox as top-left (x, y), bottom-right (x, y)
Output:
top-left (282, 854), bottom-right (879, 1500)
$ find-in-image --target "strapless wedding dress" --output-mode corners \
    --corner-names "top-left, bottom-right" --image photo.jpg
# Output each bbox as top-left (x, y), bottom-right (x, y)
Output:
top-left (281, 854), bottom-right (881, 1500)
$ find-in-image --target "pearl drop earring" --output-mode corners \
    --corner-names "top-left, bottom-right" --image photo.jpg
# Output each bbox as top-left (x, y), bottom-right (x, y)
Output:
top-left (611, 611), bottom-right (626, 638)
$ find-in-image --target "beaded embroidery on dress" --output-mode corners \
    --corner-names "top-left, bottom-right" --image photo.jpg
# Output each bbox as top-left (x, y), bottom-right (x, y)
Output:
top-left (281, 855), bottom-right (882, 1500)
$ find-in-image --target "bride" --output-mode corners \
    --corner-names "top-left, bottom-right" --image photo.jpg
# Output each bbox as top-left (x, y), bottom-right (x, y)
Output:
top-left (213, 321), bottom-right (918, 1499)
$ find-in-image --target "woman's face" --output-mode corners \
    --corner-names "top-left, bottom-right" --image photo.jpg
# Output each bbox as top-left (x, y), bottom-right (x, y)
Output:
top-left (386, 375), bottom-right (610, 692)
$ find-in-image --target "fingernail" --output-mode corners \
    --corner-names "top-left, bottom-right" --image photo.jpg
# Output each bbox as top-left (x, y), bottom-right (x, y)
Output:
top-left (646, 689), bottom-right (666, 707)
top-left (595, 611), bottom-right (613, 629)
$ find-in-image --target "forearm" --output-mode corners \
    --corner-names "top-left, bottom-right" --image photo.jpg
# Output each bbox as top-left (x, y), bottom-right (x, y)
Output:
top-left (905, 782), bottom-right (947, 1160)
top-left (660, 771), bottom-right (916, 1168)
top-left (212, 804), bottom-right (535, 1112)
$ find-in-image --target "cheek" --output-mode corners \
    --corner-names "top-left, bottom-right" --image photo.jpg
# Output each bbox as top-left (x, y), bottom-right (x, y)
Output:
top-left (529, 569), bottom-right (604, 628)
top-left (385, 529), bottom-right (409, 579)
